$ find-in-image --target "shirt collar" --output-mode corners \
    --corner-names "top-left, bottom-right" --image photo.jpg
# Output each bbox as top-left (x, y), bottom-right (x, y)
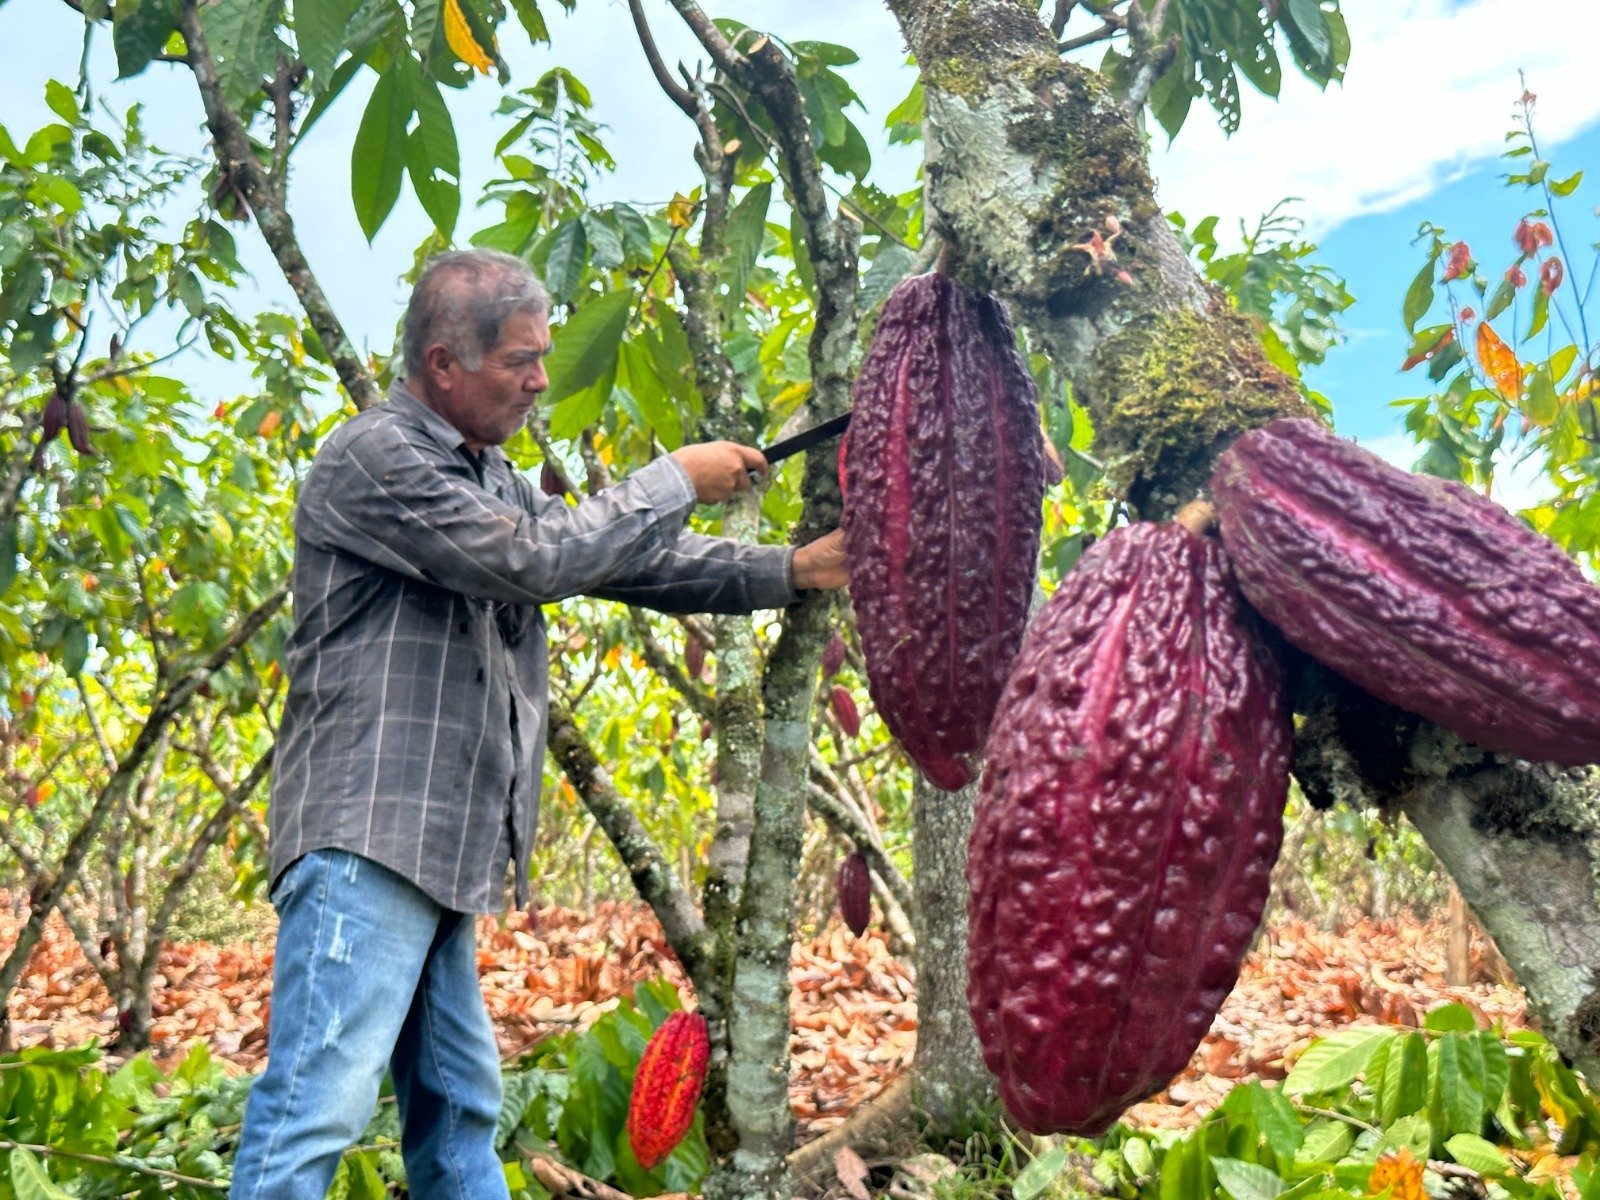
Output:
top-left (385, 379), bottom-right (511, 482)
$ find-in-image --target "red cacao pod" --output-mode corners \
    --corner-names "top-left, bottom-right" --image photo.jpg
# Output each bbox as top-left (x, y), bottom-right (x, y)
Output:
top-left (626, 1009), bottom-right (709, 1170)
top-left (1211, 417), bottom-right (1600, 764)
top-left (843, 273), bottom-right (1045, 791)
top-left (968, 523), bottom-right (1291, 1135)
top-left (830, 685), bottom-right (861, 738)
top-left (540, 461), bottom-right (566, 497)
top-left (821, 632), bottom-right (847, 679)
top-left (685, 633), bottom-right (706, 682)
top-left (836, 850), bottom-right (871, 936)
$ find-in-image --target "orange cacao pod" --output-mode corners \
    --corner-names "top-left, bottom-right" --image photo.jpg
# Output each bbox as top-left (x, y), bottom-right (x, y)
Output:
top-left (626, 1010), bottom-right (709, 1169)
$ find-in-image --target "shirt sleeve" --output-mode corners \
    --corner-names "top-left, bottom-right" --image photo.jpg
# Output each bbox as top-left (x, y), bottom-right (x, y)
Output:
top-left (589, 533), bottom-right (800, 614)
top-left (299, 419), bottom-right (698, 605)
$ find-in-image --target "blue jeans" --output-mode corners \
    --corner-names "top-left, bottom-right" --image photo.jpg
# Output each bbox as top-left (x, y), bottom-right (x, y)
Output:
top-left (229, 849), bottom-right (509, 1200)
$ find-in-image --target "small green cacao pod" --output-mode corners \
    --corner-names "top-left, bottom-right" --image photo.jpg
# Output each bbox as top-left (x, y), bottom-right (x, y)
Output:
top-left (836, 850), bottom-right (871, 937)
top-left (626, 1010), bottom-right (709, 1170)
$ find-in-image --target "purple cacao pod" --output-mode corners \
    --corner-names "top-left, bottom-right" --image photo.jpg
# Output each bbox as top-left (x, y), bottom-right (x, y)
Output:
top-left (1212, 417), bottom-right (1600, 764)
top-left (41, 391), bottom-right (67, 444)
top-left (540, 461), bottom-right (567, 497)
top-left (968, 523), bottom-right (1291, 1135)
top-left (685, 634), bottom-right (706, 682)
top-left (830, 685), bottom-right (861, 738)
top-left (842, 273), bottom-right (1044, 792)
top-left (836, 851), bottom-right (871, 937)
top-left (821, 632), bottom-right (847, 679)
top-left (65, 399), bottom-right (93, 456)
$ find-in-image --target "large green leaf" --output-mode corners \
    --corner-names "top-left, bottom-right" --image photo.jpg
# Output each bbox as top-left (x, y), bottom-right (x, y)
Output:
top-left (295, 0), bottom-right (359, 87)
top-left (201, 0), bottom-right (286, 106)
top-left (351, 69), bottom-right (410, 242)
top-left (720, 182), bottom-right (771, 315)
top-left (406, 71), bottom-right (460, 237)
top-left (1380, 1030), bottom-right (1428, 1123)
top-left (1211, 1157), bottom-right (1287, 1200)
top-left (543, 289), bottom-right (632, 407)
top-left (11, 1148), bottom-right (75, 1200)
top-left (1284, 1027), bottom-right (1394, 1096)
top-left (542, 218), bottom-right (590, 305)
top-left (112, 0), bottom-right (182, 78)
top-left (1402, 256), bottom-right (1435, 332)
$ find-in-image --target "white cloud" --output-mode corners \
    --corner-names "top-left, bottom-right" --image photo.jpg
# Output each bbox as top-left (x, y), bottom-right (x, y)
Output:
top-left (1148, 0), bottom-right (1600, 241)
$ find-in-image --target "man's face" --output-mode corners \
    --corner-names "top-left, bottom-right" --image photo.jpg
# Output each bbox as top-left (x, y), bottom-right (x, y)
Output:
top-left (421, 309), bottom-right (552, 451)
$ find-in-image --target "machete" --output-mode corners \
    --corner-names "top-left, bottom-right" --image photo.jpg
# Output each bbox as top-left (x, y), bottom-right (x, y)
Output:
top-left (757, 410), bottom-right (852, 467)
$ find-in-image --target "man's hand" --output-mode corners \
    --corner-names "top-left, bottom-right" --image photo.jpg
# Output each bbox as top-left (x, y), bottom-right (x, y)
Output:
top-left (793, 529), bottom-right (848, 591)
top-left (672, 441), bottom-right (767, 503)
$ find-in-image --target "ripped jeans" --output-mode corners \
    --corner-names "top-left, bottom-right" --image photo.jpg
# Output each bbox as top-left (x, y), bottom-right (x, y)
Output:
top-left (228, 849), bottom-right (510, 1200)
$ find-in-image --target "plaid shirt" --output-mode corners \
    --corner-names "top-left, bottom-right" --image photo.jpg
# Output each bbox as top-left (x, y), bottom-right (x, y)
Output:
top-left (270, 381), bottom-right (798, 912)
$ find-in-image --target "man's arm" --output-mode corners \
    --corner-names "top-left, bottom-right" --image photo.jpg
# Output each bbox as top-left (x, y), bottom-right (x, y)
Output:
top-left (301, 420), bottom-right (699, 605)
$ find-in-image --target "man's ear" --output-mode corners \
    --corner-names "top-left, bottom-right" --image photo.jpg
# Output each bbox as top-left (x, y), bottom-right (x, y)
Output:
top-left (423, 344), bottom-right (456, 391)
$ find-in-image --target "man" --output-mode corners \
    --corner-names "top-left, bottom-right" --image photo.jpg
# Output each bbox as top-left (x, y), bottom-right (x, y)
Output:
top-left (229, 249), bottom-right (848, 1199)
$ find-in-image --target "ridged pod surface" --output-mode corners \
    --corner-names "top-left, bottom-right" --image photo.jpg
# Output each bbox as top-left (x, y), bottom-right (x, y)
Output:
top-left (842, 273), bottom-right (1045, 791)
top-left (1212, 417), bottom-right (1600, 764)
top-left (836, 850), bottom-right (872, 937)
top-left (968, 523), bottom-right (1291, 1134)
top-left (626, 1010), bottom-right (709, 1169)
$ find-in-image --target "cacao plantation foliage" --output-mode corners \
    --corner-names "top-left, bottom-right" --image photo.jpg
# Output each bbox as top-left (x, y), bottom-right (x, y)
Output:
top-left (1, 0), bottom-right (1599, 1196)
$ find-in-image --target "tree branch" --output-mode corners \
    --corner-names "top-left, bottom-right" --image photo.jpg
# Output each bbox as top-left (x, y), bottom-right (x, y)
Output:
top-left (628, 609), bottom-right (715, 720)
top-left (177, 1), bottom-right (380, 410)
top-left (545, 694), bottom-right (713, 994)
top-left (628, 0), bottom-right (698, 119)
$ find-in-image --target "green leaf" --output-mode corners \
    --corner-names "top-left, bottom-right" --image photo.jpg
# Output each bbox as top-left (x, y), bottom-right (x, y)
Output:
top-left (113, 0), bottom-right (182, 78)
top-left (543, 218), bottom-right (590, 305)
top-left (1295, 1120), bottom-right (1353, 1164)
top-left (1377, 1113), bottom-right (1433, 1161)
top-left (406, 72), bottom-right (460, 237)
top-left (1523, 367), bottom-right (1560, 427)
top-left (351, 69), bottom-right (410, 242)
top-left (201, 0), bottom-right (286, 106)
top-left (544, 289), bottom-right (632, 407)
top-left (1403, 257), bottom-right (1436, 332)
top-left (1381, 1031), bottom-right (1429, 1123)
top-left (44, 80), bottom-right (79, 124)
top-left (1434, 1031), bottom-right (1487, 1137)
top-left (581, 211), bottom-right (625, 271)
top-left (295, 0), bottom-right (359, 86)
top-left (720, 182), bottom-right (771, 315)
top-left (62, 621), bottom-right (90, 677)
top-left (860, 242), bottom-right (917, 316)
top-left (1211, 1157), bottom-right (1288, 1200)
top-left (410, 0), bottom-right (442, 57)
top-left (1552, 170), bottom-right (1584, 197)
top-left (11, 1147), bottom-right (75, 1200)
top-left (1285, 1028), bottom-right (1395, 1096)
top-left (1486, 276), bottom-right (1516, 321)
top-left (1250, 1082), bottom-right (1305, 1159)
top-left (1530, 285), bottom-right (1551, 337)
top-left (1424, 1003), bottom-right (1479, 1033)
top-left (619, 340), bottom-right (682, 449)
top-left (1011, 1146), bottom-right (1068, 1200)
top-left (508, 0), bottom-right (551, 44)
top-left (1445, 1133), bottom-right (1509, 1175)
top-left (609, 204), bottom-right (653, 263)
top-left (0, 518), bottom-right (16, 596)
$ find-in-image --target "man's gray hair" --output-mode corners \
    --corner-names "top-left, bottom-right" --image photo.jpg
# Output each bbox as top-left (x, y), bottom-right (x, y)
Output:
top-left (402, 249), bottom-right (550, 377)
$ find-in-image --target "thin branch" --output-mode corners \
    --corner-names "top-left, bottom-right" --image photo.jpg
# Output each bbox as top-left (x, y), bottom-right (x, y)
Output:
top-left (178, 1), bottom-right (380, 410)
top-left (628, 0), bottom-right (697, 118)
top-left (75, 677), bottom-right (119, 774)
top-left (628, 609), bottom-right (715, 721)
top-left (1060, 19), bottom-right (1119, 51)
top-left (1050, 0), bottom-right (1077, 37)
top-left (0, 1140), bottom-right (223, 1191)
top-left (545, 694), bottom-right (713, 994)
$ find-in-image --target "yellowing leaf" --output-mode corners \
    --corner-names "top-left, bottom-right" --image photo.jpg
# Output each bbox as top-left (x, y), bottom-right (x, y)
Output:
top-left (1476, 322), bottom-right (1522, 399)
top-left (1367, 1147), bottom-right (1425, 1200)
top-left (444, 0), bottom-right (494, 74)
top-left (667, 192), bottom-right (697, 229)
top-left (257, 410), bottom-right (283, 437)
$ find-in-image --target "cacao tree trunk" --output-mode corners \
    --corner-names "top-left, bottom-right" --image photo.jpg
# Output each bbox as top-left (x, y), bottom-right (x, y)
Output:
top-left (909, 773), bottom-right (995, 1143)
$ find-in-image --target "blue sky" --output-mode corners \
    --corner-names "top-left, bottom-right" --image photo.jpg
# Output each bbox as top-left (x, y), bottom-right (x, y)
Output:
top-left (2, 0), bottom-right (1597, 484)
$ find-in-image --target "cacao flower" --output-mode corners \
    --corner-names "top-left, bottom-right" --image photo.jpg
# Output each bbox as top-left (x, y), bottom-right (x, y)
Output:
top-left (1211, 417), bottom-right (1600, 764)
top-left (65, 399), bottom-right (94, 455)
top-left (969, 521), bottom-right (1291, 1134)
top-left (830, 685), bottom-right (861, 738)
top-left (626, 1010), bottom-right (709, 1170)
top-left (1541, 257), bottom-right (1564, 295)
top-left (1442, 241), bottom-right (1472, 281)
top-left (836, 851), bottom-right (871, 937)
top-left (842, 273), bottom-right (1045, 791)
top-left (1506, 265), bottom-right (1528, 288)
top-left (821, 632), bottom-right (847, 679)
top-left (1459, 306), bottom-right (1475, 322)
